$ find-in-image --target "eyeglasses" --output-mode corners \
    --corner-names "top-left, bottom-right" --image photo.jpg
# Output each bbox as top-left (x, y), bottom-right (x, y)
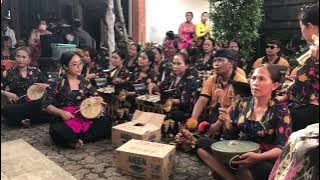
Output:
top-left (266, 45), bottom-right (278, 49)
top-left (69, 61), bottom-right (84, 68)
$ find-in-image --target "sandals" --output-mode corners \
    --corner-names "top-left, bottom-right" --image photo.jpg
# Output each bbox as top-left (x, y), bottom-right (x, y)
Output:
top-left (20, 119), bottom-right (31, 128)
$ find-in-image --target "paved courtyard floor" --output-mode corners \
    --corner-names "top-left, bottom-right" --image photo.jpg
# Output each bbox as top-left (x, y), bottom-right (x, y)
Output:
top-left (1, 121), bottom-right (214, 180)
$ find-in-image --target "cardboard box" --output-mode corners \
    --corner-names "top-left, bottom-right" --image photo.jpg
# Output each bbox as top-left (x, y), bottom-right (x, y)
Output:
top-left (112, 110), bottom-right (166, 147)
top-left (115, 139), bottom-right (176, 180)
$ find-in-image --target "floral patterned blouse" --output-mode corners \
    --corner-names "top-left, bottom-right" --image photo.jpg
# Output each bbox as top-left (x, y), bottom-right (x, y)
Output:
top-left (107, 66), bottom-right (130, 93)
top-left (268, 123), bottom-right (319, 180)
top-left (42, 75), bottom-right (98, 109)
top-left (287, 58), bottom-right (319, 108)
top-left (128, 67), bottom-right (157, 96)
top-left (82, 62), bottom-right (103, 77)
top-left (1, 66), bottom-right (47, 98)
top-left (159, 70), bottom-right (200, 113)
top-left (228, 97), bottom-right (292, 152)
top-left (194, 53), bottom-right (214, 71)
top-left (158, 59), bottom-right (172, 83)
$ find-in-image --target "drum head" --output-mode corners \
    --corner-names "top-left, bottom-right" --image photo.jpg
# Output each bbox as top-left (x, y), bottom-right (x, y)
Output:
top-left (211, 140), bottom-right (259, 154)
top-left (80, 98), bottom-right (103, 119)
top-left (27, 84), bottom-right (45, 100)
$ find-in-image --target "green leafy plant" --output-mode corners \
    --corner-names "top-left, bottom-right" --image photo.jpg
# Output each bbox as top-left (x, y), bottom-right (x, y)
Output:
top-left (209, 0), bottom-right (264, 60)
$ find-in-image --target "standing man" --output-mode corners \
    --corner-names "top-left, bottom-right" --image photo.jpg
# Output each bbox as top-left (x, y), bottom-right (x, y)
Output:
top-left (1, 19), bottom-right (16, 48)
top-left (195, 12), bottom-right (213, 40)
top-left (71, 19), bottom-right (95, 49)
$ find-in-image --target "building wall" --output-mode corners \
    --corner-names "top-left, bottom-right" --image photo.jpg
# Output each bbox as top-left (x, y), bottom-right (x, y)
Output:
top-left (145, 0), bottom-right (210, 44)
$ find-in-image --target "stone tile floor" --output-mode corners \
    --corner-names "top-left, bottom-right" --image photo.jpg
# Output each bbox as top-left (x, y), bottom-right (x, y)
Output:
top-left (1, 121), bottom-right (214, 180)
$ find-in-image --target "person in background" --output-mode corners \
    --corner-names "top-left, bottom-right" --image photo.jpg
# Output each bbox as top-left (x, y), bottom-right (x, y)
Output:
top-left (80, 47), bottom-right (101, 80)
top-left (277, 3), bottom-right (319, 132)
top-left (1, 19), bottom-right (16, 48)
top-left (251, 39), bottom-right (290, 76)
top-left (1, 36), bottom-right (14, 60)
top-left (228, 39), bottom-right (245, 69)
top-left (178, 12), bottom-right (196, 50)
top-left (126, 49), bottom-right (157, 97)
top-left (197, 64), bottom-right (292, 180)
top-left (126, 43), bottom-right (140, 72)
top-left (195, 12), bottom-right (213, 40)
top-left (71, 19), bottom-right (95, 49)
top-left (28, 19), bottom-right (52, 67)
top-left (108, 49), bottom-right (130, 93)
top-left (152, 46), bottom-right (164, 77)
top-left (1, 47), bottom-right (50, 128)
top-left (194, 38), bottom-right (216, 71)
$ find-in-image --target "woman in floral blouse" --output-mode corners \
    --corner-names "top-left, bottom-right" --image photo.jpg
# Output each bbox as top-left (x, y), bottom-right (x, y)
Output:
top-left (153, 52), bottom-right (199, 122)
top-left (277, 3), bottom-right (319, 132)
top-left (1, 47), bottom-right (50, 127)
top-left (126, 49), bottom-right (157, 97)
top-left (194, 38), bottom-right (216, 71)
top-left (197, 64), bottom-right (292, 180)
top-left (43, 51), bottom-right (111, 149)
top-left (80, 47), bottom-right (102, 80)
top-left (107, 49), bottom-right (130, 94)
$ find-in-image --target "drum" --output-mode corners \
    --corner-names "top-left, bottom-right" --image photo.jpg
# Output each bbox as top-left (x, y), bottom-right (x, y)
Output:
top-left (80, 97), bottom-right (105, 119)
top-left (136, 94), bottom-right (163, 114)
top-left (1, 60), bottom-right (15, 71)
top-left (26, 84), bottom-right (46, 101)
top-left (211, 140), bottom-right (260, 170)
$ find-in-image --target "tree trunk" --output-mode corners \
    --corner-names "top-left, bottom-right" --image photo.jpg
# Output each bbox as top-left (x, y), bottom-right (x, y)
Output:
top-left (114, 0), bottom-right (129, 52)
top-left (106, 0), bottom-right (115, 68)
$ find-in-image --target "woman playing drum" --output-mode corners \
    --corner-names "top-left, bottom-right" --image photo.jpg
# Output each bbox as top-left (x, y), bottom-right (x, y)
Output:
top-left (43, 51), bottom-right (112, 149)
top-left (1, 46), bottom-right (50, 127)
top-left (197, 64), bottom-right (292, 180)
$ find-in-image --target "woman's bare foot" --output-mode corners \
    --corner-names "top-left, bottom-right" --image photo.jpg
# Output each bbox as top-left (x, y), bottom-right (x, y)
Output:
top-left (70, 139), bottom-right (84, 149)
top-left (208, 170), bottom-right (213, 177)
top-left (21, 119), bottom-right (31, 128)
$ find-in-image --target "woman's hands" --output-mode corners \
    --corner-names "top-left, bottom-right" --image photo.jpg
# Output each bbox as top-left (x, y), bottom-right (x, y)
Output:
top-left (232, 152), bottom-right (261, 168)
top-left (5, 91), bottom-right (20, 103)
top-left (59, 110), bottom-right (75, 121)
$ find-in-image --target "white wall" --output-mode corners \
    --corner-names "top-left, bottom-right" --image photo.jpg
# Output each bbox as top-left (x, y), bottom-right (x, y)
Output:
top-left (146, 0), bottom-right (210, 44)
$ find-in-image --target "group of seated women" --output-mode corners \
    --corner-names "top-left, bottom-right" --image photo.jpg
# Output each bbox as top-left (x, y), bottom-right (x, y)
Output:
top-left (0, 3), bottom-right (318, 180)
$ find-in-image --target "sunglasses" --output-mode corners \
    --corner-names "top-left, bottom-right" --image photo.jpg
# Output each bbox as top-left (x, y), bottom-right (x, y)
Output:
top-left (266, 45), bottom-right (278, 49)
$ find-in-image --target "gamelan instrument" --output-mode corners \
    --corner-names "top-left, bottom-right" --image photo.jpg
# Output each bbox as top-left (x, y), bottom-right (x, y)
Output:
top-left (136, 94), bottom-right (163, 113)
top-left (97, 86), bottom-right (115, 94)
top-left (26, 84), bottom-right (46, 101)
top-left (78, 97), bottom-right (106, 119)
top-left (211, 140), bottom-right (260, 170)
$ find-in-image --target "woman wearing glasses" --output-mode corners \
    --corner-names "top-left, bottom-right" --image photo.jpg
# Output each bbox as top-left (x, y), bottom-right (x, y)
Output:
top-left (43, 51), bottom-right (112, 149)
top-left (251, 39), bottom-right (290, 76)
